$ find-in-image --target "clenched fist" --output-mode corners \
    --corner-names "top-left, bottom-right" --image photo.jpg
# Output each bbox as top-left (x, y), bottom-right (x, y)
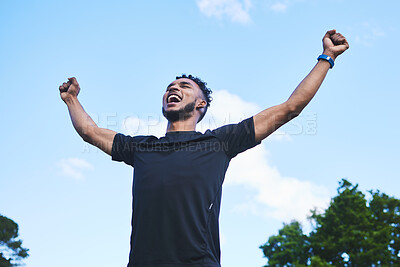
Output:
top-left (59, 77), bottom-right (80, 103)
top-left (322, 29), bottom-right (349, 60)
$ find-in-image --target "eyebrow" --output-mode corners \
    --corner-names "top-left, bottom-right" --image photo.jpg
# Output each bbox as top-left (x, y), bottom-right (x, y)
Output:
top-left (167, 81), bottom-right (192, 89)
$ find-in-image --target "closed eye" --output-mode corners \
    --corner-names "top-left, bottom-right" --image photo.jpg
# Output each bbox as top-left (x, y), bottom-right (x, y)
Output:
top-left (179, 82), bottom-right (192, 88)
top-left (166, 81), bottom-right (192, 91)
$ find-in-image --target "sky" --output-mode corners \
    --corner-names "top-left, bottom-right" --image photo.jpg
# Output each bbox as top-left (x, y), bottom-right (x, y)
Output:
top-left (0, 0), bottom-right (399, 266)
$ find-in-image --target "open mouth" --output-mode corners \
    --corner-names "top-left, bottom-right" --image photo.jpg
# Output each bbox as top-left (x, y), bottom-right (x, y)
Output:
top-left (167, 94), bottom-right (182, 103)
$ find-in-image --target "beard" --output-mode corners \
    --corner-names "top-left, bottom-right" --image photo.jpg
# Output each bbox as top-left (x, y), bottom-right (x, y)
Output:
top-left (162, 100), bottom-right (196, 122)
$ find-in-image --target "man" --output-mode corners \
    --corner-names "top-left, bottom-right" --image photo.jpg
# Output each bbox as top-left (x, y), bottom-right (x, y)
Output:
top-left (59, 29), bottom-right (349, 267)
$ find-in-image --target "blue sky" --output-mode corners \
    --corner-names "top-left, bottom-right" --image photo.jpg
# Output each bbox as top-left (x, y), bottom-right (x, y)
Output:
top-left (0, 0), bottom-right (399, 266)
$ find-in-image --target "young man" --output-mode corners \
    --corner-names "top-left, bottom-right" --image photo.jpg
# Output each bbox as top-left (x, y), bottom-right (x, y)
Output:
top-left (59, 30), bottom-right (349, 267)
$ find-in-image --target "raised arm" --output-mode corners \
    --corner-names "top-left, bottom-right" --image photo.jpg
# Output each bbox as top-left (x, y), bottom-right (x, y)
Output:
top-left (59, 77), bottom-right (116, 155)
top-left (253, 29), bottom-right (349, 142)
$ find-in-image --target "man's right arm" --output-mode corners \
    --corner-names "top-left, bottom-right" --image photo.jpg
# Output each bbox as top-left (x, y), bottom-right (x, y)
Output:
top-left (59, 77), bottom-right (116, 156)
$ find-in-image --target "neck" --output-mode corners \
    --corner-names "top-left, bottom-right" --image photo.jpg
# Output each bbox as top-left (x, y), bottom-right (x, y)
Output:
top-left (166, 119), bottom-right (197, 132)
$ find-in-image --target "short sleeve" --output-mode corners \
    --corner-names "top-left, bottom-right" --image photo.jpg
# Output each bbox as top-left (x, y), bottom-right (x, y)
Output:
top-left (211, 116), bottom-right (261, 159)
top-left (111, 133), bottom-right (137, 166)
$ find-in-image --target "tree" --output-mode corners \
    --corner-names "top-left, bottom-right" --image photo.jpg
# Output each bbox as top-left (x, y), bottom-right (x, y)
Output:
top-left (367, 190), bottom-right (400, 265)
top-left (309, 179), bottom-right (375, 266)
top-left (0, 215), bottom-right (29, 267)
top-left (260, 179), bottom-right (400, 266)
top-left (259, 221), bottom-right (310, 266)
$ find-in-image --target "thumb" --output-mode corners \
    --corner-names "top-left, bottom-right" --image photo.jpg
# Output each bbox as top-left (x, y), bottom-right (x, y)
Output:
top-left (68, 77), bottom-right (79, 86)
top-left (324, 29), bottom-right (336, 39)
top-left (335, 42), bottom-right (350, 52)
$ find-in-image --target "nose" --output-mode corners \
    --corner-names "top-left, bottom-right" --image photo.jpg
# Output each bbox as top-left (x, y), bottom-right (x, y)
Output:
top-left (167, 86), bottom-right (180, 93)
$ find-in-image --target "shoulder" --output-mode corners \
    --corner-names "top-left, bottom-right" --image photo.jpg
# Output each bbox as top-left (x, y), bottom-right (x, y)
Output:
top-left (211, 117), bottom-right (255, 136)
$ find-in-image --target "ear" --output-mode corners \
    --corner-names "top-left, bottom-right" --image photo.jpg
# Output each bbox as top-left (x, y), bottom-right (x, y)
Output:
top-left (196, 99), bottom-right (207, 110)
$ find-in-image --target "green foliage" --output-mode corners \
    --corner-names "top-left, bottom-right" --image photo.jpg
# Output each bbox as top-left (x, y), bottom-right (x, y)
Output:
top-left (309, 179), bottom-right (373, 266)
top-left (308, 256), bottom-right (333, 267)
top-left (260, 179), bottom-right (400, 266)
top-left (0, 215), bottom-right (29, 267)
top-left (259, 221), bottom-right (309, 266)
top-left (368, 190), bottom-right (400, 265)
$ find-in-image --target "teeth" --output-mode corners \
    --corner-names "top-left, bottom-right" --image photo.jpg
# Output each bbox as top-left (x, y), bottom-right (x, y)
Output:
top-left (168, 95), bottom-right (181, 103)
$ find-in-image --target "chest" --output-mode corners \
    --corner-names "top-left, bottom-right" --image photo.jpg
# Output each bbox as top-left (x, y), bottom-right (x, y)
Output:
top-left (132, 140), bottom-right (229, 194)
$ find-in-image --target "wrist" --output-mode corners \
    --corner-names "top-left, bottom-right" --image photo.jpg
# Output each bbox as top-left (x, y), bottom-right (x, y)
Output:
top-left (322, 50), bottom-right (337, 61)
top-left (318, 54), bottom-right (335, 69)
top-left (64, 95), bottom-right (79, 105)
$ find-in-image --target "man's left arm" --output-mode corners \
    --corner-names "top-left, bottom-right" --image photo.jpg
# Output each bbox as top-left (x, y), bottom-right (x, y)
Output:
top-left (253, 29), bottom-right (349, 143)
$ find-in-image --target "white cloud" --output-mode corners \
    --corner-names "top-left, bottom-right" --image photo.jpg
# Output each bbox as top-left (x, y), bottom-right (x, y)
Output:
top-left (57, 158), bottom-right (94, 180)
top-left (268, 129), bottom-right (292, 141)
top-left (122, 89), bottom-right (329, 222)
top-left (199, 90), bottom-right (260, 131)
top-left (200, 90), bottom-right (292, 142)
top-left (220, 232), bottom-right (227, 246)
top-left (122, 115), bottom-right (167, 138)
top-left (226, 146), bottom-right (330, 222)
top-left (205, 90), bottom-right (330, 223)
top-left (270, 2), bottom-right (288, 12)
top-left (196, 0), bottom-right (252, 24)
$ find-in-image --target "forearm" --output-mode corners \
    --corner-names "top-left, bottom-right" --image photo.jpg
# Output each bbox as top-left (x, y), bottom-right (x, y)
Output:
top-left (65, 97), bottom-right (98, 142)
top-left (286, 59), bottom-right (331, 115)
top-left (253, 30), bottom-right (349, 142)
top-left (59, 77), bottom-right (116, 155)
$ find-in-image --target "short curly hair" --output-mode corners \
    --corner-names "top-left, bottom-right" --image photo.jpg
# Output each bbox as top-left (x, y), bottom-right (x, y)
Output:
top-left (176, 74), bottom-right (213, 122)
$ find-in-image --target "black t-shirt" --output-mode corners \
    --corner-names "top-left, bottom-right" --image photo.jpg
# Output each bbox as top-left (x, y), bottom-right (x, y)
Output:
top-left (112, 117), bottom-right (260, 267)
